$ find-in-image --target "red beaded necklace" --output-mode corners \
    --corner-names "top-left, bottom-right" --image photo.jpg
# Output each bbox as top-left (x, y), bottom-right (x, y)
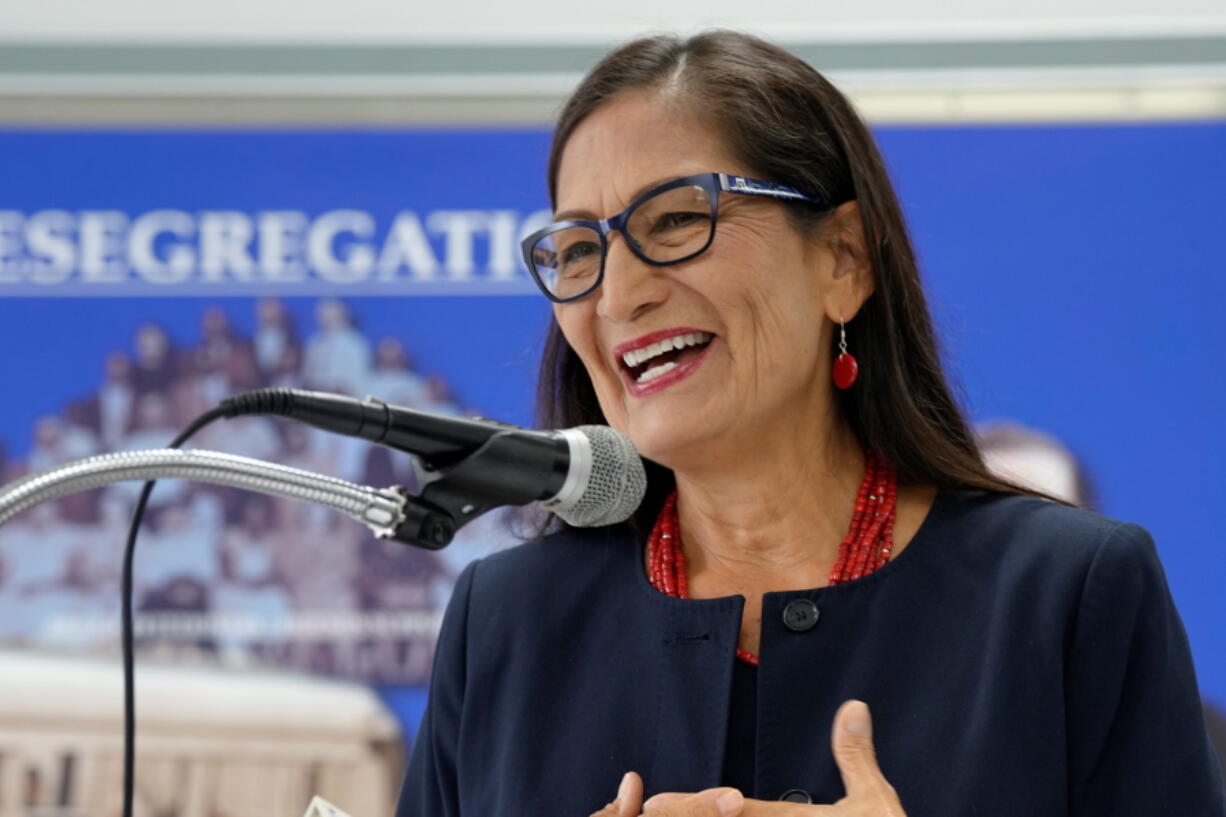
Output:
top-left (646, 454), bottom-right (899, 666)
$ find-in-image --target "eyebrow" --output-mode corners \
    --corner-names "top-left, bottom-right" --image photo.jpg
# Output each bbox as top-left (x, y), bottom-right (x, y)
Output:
top-left (553, 174), bottom-right (680, 223)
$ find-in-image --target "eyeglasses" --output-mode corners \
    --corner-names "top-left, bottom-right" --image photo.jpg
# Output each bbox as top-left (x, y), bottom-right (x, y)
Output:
top-left (521, 172), bottom-right (829, 303)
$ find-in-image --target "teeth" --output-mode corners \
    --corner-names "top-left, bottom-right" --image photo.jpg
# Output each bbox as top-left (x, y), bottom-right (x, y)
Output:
top-left (621, 332), bottom-right (712, 370)
top-left (636, 360), bottom-right (678, 383)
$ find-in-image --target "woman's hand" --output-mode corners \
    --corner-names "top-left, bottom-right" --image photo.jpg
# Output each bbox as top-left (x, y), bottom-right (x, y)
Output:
top-left (632, 700), bottom-right (907, 816)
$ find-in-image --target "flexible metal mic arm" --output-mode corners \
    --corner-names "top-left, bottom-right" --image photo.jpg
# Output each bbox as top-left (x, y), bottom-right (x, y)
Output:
top-left (0, 448), bottom-right (417, 544)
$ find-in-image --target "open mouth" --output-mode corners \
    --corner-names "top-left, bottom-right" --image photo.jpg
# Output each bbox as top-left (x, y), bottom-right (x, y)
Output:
top-left (618, 331), bottom-right (715, 384)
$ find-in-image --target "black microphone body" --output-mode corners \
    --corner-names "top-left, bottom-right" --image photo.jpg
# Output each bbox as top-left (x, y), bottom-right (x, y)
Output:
top-left (219, 389), bottom-right (571, 503)
top-left (217, 389), bottom-right (647, 547)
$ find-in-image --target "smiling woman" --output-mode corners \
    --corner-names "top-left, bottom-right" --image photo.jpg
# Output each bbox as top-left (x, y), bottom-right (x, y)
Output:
top-left (395, 30), bottom-right (1226, 817)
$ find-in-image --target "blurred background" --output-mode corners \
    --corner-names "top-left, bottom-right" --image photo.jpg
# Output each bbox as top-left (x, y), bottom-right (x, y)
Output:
top-left (0, 1), bottom-right (1224, 816)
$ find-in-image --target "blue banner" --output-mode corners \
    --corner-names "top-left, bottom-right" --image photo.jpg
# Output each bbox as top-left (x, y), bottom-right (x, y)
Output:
top-left (1, 123), bottom-right (1223, 730)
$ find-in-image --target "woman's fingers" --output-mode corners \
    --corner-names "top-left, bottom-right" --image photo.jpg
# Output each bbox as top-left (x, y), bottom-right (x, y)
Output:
top-left (642, 792), bottom-right (686, 810)
top-left (642, 787), bottom-right (744, 816)
top-left (635, 702), bottom-right (906, 817)
top-left (618, 772), bottom-right (644, 817)
top-left (589, 771), bottom-right (644, 817)
top-left (829, 700), bottom-right (904, 814)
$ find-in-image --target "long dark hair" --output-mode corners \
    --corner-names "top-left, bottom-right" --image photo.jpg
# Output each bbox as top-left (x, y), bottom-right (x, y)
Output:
top-left (536, 30), bottom-right (1061, 538)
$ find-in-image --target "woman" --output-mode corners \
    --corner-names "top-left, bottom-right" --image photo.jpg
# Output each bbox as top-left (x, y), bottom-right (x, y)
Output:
top-left (396, 31), bottom-right (1226, 817)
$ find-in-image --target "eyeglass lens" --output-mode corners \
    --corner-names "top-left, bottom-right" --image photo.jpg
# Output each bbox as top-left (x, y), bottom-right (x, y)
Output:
top-left (531, 183), bottom-right (714, 300)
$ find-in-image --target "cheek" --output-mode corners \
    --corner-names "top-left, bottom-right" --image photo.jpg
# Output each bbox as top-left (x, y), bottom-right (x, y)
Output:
top-left (753, 288), bottom-right (822, 355)
top-left (553, 309), bottom-right (625, 422)
top-left (700, 235), bottom-right (824, 384)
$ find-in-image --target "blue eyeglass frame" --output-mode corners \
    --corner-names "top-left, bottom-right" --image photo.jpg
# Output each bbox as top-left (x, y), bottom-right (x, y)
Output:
top-left (520, 171), bottom-right (829, 303)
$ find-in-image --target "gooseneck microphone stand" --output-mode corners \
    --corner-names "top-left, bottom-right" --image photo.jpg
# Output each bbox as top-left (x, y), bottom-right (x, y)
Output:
top-left (0, 439), bottom-right (432, 817)
top-left (0, 448), bottom-right (414, 539)
top-left (0, 404), bottom-right (513, 817)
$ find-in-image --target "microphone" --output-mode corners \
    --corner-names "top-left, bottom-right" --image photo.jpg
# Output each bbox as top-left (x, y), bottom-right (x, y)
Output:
top-left (218, 388), bottom-right (646, 528)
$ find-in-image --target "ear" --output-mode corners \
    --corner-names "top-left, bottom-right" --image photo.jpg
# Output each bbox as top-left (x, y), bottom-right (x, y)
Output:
top-left (817, 199), bottom-right (875, 323)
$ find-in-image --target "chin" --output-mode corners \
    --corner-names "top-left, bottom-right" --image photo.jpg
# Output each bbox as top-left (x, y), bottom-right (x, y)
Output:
top-left (620, 415), bottom-right (708, 470)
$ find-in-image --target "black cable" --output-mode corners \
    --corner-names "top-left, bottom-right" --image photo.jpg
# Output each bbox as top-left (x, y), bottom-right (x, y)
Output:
top-left (121, 407), bottom-right (225, 817)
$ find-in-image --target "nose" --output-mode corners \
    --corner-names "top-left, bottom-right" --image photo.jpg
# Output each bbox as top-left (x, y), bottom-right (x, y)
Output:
top-left (595, 232), bottom-right (669, 323)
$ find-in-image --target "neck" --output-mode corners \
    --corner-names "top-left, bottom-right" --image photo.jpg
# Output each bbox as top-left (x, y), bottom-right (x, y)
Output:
top-left (668, 414), bottom-right (867, 593)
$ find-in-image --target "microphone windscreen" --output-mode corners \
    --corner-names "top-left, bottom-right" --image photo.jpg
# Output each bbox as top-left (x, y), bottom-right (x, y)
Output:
top-left (553, 425), bottom-right (646, 527)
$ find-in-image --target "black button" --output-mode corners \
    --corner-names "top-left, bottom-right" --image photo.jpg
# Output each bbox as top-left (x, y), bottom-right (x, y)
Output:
top-left (779, 789), bottom-right (812, 803)
top-left (782, 598), bottom-right (819, 632)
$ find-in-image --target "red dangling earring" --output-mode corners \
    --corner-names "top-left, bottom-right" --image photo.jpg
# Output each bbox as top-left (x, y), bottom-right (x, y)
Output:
top-left (832, 316), bottom-right (859, 389)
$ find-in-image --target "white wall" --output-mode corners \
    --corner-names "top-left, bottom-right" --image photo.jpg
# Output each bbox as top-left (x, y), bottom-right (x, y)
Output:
top-left (2, 0), bottom-right (1225, 124)
top-left (3, 0), bottom-right (1226, 43)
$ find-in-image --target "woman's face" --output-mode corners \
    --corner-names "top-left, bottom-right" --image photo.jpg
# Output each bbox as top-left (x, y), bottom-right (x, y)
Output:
top-left (552, 91), bottom-right (862, 467)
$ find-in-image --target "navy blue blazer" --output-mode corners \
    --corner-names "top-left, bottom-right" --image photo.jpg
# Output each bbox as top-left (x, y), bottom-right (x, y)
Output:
top-left (396, 488), bottom-right (1226, 816)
